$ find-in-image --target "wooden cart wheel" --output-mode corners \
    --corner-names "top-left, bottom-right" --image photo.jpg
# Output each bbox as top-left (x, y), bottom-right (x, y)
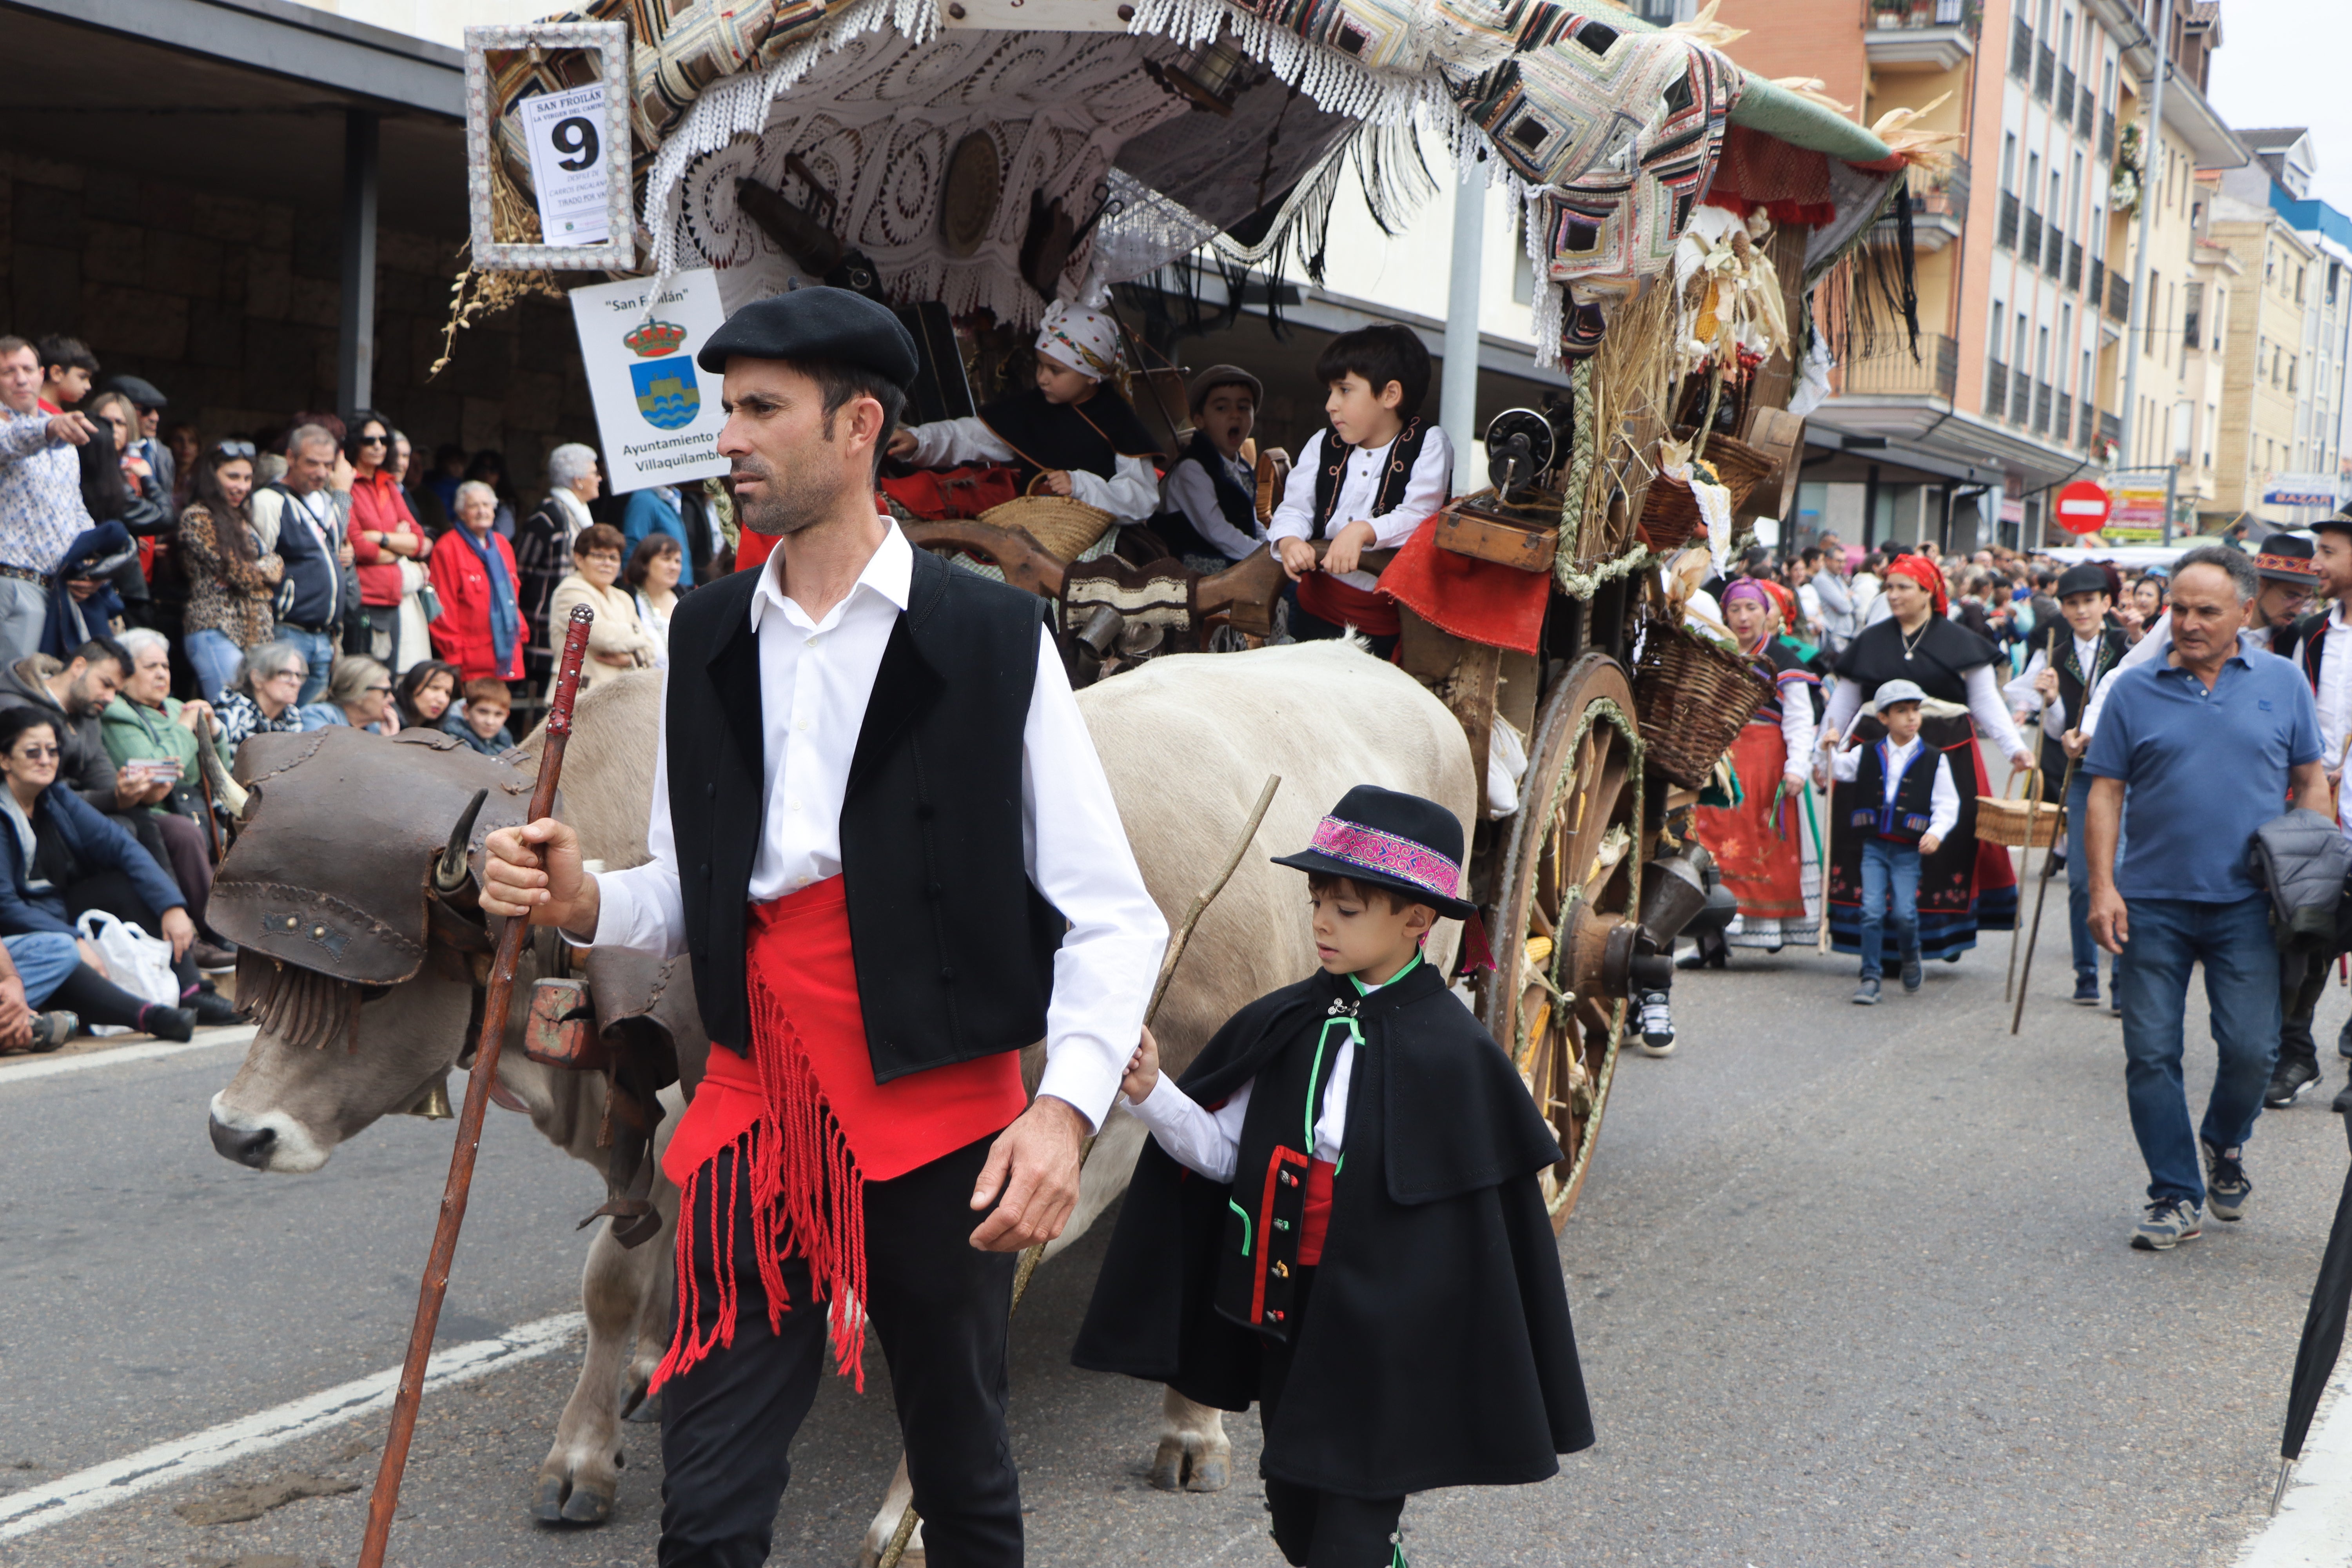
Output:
top-left (1479, 652), bottom-right (1643, 1231)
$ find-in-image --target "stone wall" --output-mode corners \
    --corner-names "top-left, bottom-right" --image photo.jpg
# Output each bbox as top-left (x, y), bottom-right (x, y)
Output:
top-left (0, 148), bottom-right (597, 490)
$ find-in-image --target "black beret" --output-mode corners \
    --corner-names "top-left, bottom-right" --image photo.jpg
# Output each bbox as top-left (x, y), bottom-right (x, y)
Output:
top-left (105, 374), bottom-right (167, 409)
top-left (695, 286), bottom-right (918, 390)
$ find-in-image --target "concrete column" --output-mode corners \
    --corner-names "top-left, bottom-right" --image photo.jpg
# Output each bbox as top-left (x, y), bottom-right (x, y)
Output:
top-left (1441, 165), bottom-right (1485, 473)
top-left (338, 108), bottom-right (380, 414)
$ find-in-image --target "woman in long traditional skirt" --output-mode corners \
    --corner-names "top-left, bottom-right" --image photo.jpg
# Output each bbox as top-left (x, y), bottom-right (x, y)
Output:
top-left (1818, 555), bottom-right (2035, 964)
top-left (1687, 579), bottom-right (1820, 961)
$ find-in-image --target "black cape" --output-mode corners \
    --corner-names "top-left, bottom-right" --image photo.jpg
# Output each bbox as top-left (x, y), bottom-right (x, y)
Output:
top-left (1831, 612), bottom-right (1997, 705)
top-left (1073, 962), bottom-right (1594, 1497)
top-left (977, 383), bottom-right (1163, 487)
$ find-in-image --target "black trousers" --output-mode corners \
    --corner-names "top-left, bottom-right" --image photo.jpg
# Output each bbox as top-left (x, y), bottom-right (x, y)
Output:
top-left (2279, 945), bottom-right (2351, 1072)
top-left (1258, 1268), bottom-right (1406, 1568)
top-left (658, 1134), bottom-right (1022, 1568)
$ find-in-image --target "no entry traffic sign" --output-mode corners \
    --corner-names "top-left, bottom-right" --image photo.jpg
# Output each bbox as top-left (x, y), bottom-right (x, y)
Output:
top-left (2055, 479), bottom-right (2111, 535)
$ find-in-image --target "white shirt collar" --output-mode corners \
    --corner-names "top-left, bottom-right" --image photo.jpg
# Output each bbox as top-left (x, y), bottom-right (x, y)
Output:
top-left (2331, 600), bottom-right (2352, 634)
top-left (747, 517), bottom-right (912, 635)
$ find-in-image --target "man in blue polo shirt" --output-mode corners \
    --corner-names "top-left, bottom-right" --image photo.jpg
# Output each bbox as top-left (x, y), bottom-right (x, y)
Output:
top-left (2087, 545), bottom-right (2327, 1252)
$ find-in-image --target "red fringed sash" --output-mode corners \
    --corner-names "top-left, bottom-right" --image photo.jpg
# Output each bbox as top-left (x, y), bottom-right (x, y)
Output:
top-left (1297, 570), bottom-right (1402, 638)
top-left (647, 877), bottom-right (1027, 1397)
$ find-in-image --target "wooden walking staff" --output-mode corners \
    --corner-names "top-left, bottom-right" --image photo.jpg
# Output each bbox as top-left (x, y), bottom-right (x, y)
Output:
top-left (877, 771), bottom-right (1285, 1568)
top-left (2005, 626), bottom-right (2058, 1004)
top-left (2010, 750), bottom-right (2080, 1037)
top-left (357, 604), bottom-right (595, 1568)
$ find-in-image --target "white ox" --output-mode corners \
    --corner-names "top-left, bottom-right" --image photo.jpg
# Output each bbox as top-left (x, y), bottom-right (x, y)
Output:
top-left (206, 638), bottom-right (1473, 1562)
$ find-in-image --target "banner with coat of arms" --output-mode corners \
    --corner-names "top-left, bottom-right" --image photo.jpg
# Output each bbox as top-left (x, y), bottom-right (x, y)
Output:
top-left (569, 267), bottom-right (732, 495)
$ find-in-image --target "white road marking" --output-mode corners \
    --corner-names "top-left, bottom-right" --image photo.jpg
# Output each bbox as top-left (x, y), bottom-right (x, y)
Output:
top-left (0, 1310), bottom-right (584, 1542)
top-left (2237, 1374), bottom-right (2352, 1567)
top-left (0, 1025), bottom-right (255, 1086)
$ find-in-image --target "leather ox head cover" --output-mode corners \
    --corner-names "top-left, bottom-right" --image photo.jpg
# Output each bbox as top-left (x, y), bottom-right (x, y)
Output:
top-left (213, 727), bottom-right (545, 984)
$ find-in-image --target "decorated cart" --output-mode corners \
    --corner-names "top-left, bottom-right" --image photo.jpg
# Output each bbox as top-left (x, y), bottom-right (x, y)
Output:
top-left (465, 0), bottom-right (1943, 1223)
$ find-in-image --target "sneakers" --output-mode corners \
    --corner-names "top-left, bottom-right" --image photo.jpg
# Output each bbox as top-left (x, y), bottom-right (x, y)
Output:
top-left (1676, 947), bottom-right (1725, 971)
top-left (26, 1011), bottom-right (74, 1052)
top-left (2203, 1140), bottom-right (2253, 1221)
top-left (1900, 956), bottom-right (1924, 993)
top-left (2072, 975), bottom-right (2102, 1005)
top-left (1852, 977), bottom-right (1882, 1005)
top-left (1635, 990), bottom-right (1676, 1057)
top-left (2267, 1058), bottom-right (2321, 1109)
top-left (2131, 1198), bottom-right (2204, 1250)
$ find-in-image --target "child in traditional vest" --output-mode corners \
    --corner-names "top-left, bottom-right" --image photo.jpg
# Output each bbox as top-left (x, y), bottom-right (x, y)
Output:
top-left (1073, 786), bottom-right (1591, 1568)
top-left (1827, 678), bottom-right (1960, 1005)
top-left (885, 300), bottom-right (1163, 530)
top-left (1158, 364), bottom-right (1267, 566)
top-left (1266, 326), bottom-right (1453, 659)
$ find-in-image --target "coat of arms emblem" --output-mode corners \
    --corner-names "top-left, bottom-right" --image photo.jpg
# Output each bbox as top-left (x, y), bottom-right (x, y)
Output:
top-left (624, 319), bottom-right (697, 430)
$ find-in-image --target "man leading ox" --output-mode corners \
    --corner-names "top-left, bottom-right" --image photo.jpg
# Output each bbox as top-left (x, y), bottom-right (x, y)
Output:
top-left (481, 287), bottom-right (1167, 1567)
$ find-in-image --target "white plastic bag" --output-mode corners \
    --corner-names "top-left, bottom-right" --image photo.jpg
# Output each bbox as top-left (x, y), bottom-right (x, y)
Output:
top-left (1486, 716), bottom-right (1530, 820)
top-left (75, 910), bottom-right (179, 1036)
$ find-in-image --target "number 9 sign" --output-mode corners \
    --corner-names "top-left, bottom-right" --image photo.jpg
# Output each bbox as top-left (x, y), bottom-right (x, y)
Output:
top-left (518, 85), bottom-right (615, 248)
top-left (550, 116), bottom-right (599, 172)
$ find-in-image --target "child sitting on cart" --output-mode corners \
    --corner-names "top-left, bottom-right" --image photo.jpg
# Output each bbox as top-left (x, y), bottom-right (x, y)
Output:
top-left (1826, 678), bottom-right (1960, 1006)
top-left (1267, 325), bottom-right (1452, 659)
top-left (884, 300), bottom-right (1163, 537)
top-left (1156, 363), bottom-right (1269, 567)
top-left (1074, 785), bottom-right (1592, 1568)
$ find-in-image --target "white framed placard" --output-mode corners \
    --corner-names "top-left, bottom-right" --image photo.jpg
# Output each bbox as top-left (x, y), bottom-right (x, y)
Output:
top-left (571, 268), bottom-right (733, 495)
top-left (465, 22), bottom-right (635, 272)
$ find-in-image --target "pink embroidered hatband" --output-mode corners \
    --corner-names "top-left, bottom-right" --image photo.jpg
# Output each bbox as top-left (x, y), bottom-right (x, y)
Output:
top-left (1308, 817), bottom-right (1463, 902)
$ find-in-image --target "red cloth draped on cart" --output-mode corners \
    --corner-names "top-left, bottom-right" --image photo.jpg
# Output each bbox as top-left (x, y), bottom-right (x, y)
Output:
top-left (650, 877), bottom-right (1027, 1394)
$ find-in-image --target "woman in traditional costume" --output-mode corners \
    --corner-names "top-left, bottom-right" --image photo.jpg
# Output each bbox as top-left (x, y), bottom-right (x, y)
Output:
top-left (1819, 555), bottom-right (2034, 964)
top-left (1686, 577), bottom-right (1820, 963)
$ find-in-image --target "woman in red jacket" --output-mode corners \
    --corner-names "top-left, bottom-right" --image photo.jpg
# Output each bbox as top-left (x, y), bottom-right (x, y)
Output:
top-left (345, 409), bottom-right (429, 670)
top-left (426, 481), bottom-right (525, 682)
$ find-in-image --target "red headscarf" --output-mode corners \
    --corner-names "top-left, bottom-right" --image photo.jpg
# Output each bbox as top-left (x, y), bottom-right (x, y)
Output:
top-left (1883, 554), bottom-right (1948, 615)
top-left (1757, 578), bottom-right (1800, 630)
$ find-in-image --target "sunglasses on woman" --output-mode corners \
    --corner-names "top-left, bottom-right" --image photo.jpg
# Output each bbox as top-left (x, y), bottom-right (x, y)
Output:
top-left (212, 440), bottom-right (257, 459)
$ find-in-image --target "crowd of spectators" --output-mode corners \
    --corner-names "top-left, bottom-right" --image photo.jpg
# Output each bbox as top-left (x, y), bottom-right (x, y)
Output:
top-left (0, 329), bottom-right (732, 1051)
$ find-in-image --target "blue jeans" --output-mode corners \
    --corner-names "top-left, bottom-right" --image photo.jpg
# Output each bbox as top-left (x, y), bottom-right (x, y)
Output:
top-left (1858, 838), bottom-right (1922, 978)
top-left (184, 629), bottom-right (245, 704)
top-left (2116, 894), bottom-right (2279, 1205)
top-left (274, 624), bottom-right (335, 705)
top-left (7, 931), bottom-right (80, 1010)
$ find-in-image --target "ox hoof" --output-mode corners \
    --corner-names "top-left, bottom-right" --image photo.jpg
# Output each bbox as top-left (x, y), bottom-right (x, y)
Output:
top-left (1150, 1439), bottom-right (1234, 1492)
top-left (621, 1384), bottom-right (663, 1425)
top-left (532, 1474), bottom-right (614, 1527)
top-left (1184, 1454), bottom-right (1230, 1492)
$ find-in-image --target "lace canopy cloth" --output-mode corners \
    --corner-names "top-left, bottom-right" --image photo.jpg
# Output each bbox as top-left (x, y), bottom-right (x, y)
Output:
top-left (501, 0), bottom-right (1904, 344)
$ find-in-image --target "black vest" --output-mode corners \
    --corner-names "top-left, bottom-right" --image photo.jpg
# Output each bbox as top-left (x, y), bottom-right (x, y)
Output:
top-left (1309, 417), bottom-right (1431, 541)
top-left (2036, 627), bottom-right (2127, 781)
top-left (661, 548), bottom-right (1064, 1074)
top-left (1848, 740), bottom-right (1940, 844)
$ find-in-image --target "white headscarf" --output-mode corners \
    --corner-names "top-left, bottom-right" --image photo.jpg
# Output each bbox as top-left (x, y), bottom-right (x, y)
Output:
top-left (1034, 301), bottom-right (1121, 381)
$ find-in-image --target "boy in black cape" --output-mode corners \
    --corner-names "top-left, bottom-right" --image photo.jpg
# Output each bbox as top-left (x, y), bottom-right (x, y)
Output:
top-left (1074, 785), bottom-right (1593, 1566)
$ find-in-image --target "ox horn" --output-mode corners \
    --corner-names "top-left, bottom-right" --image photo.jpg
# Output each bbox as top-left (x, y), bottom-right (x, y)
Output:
top-left (434, 788), bottom-right (489, 894)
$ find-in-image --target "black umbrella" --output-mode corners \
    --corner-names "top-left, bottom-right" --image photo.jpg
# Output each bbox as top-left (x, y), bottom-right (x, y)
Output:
top-left (2276, 1113), bottom-right (2352, 1513)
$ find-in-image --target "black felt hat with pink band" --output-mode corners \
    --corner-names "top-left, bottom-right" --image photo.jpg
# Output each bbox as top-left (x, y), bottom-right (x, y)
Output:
top-left (1271, 784), bottom-right (1477, 919)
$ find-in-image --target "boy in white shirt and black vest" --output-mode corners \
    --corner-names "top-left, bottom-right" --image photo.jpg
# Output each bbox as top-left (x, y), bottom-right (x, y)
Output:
top-left (1267, 327), bottom-right (1453, 660)
top-left (1156, 364), bottom-right (1267, 568)
top-left (1074, 785), bottom-right (1592, 1568)
top-left (1828, 679), bottom-right (1961, 1005)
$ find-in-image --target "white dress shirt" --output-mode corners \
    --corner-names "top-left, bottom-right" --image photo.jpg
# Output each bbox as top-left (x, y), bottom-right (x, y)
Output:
top-left (587, 520), bottom-right (1169, 1131)
top-left (902, 416), bottom-right (1161, 523)
top-left (1266, 426), bottom-right (1455, 592)
top-left (1831, 734), bottom-right (1961, 842)
top-left (2078, 619), bottom-right (2278, 739)
top-left (1120, 962), bottom-right (1425, 1181)
top-left (2313, 603), bottom-right (2352, 771)
top-left (2002, 633), bottom-right (2109, 734)
top-left (1161, 449), bottom-right (1263, 561)
top-left (1821, 665), bottom-right (2030, 763)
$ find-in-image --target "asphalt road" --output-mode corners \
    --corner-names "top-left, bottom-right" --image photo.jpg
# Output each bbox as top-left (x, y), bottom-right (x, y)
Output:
top-left (7, 928), bottom-right (2352, 1568)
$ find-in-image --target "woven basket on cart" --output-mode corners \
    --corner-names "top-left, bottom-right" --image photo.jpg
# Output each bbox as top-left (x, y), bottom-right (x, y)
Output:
top-left (1635, 432), bottom-right (1775, 554)
top-left (978, 476), bottom-right (1112, 562)
top-left (1977, 772), bottom-right (2062, 849)
top-left (1632, 621), bottom-right (1775, 788)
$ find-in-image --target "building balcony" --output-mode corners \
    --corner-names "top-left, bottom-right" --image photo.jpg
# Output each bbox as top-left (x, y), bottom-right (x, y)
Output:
top-left (1998, 189), bottom-right (2020, 249)
top-left (1866, 0), bottom-right (1978, 70)
top-left (2056, 390), bottom-right (2073, 440)
top-left (2107, 271), bottom-right (2130, 322)
top-left (2013, 367), bottom-right (2033, 417)
top-left (2058, 66), bottom-right (2076, 120)
top-left (2022, 208), bottom-right (2043, 265)
top-left (2100, 111), bottom-right (2116, 162)
top-left (2035, 42), bottom-right (2055, 101)
top-left (1906, 158), bottom-right (1969, 251)
top-left (2066, 241), bottom-right (2083, 292)
top-left (2010, 16), bottom-right (2031, 79)
top-left (2100, 410), bottom-right (2122, 453)
top-left (2033, 382), bottom-right (2053, 435)
top-left (2078, 93), bottom-right (2095, 140)
top-left (2087, 265), bottom-right (2104, 308)
top-left (1985, 357), bottom-right (2009, 419)
top-left (2079, 400), bottom-right (2098, 448)
top-left (2044, 224), bottom-right (2065, 279)
top-left (1841, 334), bottom-right (1961, 401)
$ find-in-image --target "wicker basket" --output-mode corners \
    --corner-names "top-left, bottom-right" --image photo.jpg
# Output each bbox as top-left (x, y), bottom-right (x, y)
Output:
top-left (1632, 621), bottom-right (1775, 788)
top-left (1635, 431), bottom-right (1774, 554)
top-left (977, 482), bottom-right (1112, 563)
top-left (1977, 774), bottom-right (2062, 849)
